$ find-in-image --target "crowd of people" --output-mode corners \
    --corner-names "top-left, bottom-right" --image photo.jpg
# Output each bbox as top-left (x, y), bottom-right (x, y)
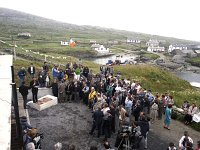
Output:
top-left (18, 62), bottom-right (200, 150)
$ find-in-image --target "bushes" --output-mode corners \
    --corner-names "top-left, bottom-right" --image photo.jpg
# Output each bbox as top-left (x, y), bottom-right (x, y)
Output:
top-left (172, 111), bottom-right (200, 132)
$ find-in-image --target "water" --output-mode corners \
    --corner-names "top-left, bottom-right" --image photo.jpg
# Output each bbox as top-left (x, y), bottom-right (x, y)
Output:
top-left (88, 53), bottom-right (138, 65)
top-left (175, 71), bottom-right (200, 84)
top-left (89, 52), bottom-right (200, 86)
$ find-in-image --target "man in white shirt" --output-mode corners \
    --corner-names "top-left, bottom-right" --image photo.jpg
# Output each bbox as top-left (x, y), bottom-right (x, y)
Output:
top-left (179, 131), bottom-right (193, 150)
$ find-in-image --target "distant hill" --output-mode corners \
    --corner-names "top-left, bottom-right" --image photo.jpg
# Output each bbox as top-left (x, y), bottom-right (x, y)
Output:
top-left (0, 7), bottom-right (200, 45)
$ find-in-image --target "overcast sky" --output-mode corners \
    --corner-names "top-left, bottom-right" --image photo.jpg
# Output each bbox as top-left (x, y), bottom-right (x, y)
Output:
top-left (1, 0), bottom-right (200, 41)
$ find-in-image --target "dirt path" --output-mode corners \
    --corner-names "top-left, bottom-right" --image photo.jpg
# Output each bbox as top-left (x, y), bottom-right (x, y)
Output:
top-left (28, 101), bottom-right (200, 150)
top-left (150, 117), bottom-right (200, 148)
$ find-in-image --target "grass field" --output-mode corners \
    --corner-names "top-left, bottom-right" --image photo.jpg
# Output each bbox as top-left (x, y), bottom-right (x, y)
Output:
top-left (13, 58), bottom-right (200, 107)
top-left (186, 56), bottom-right (200, 67)
top-left (113, 65), bottom-right (200, 107)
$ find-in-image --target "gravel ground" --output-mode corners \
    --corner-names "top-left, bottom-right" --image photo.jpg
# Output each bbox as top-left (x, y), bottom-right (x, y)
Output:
top-left (29, 102), bottom-right (200, 150)
top-left (18, 88), bottom-right (199, 150)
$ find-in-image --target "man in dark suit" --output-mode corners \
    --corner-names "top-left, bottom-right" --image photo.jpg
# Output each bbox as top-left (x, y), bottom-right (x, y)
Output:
top-left (30, 78), bottom-right (39, 103)
top-left (138, 115), bottom-right (150, 149)
top-left (89, 107), bottom-right (104, 138)
top-left (27, 63), bottom-right (35, 78)
top-left (19, 81), bottom-right (29, 109)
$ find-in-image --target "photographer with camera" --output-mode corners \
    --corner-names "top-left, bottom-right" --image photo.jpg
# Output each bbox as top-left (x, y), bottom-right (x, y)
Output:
top-left (115, 124), bottom-right (132, 149)
top-left (130, 121), bottom-right (142, 149)
top-left (23, 128), bottom-right (43, 150)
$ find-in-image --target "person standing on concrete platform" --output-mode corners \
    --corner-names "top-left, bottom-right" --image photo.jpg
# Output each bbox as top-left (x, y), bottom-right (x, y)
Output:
top-left (18, 67), bottom-right (27, 86)
top-left (27, 63), bottom-right (35, 78)
top-left (30, 77), bottom-right (39, 103)
top-left (19, 81), bottom-right (29, 109)
top-left (50, 79), bottom-right (58, 97)
top-left (58, 80), bottom-right (66, 103)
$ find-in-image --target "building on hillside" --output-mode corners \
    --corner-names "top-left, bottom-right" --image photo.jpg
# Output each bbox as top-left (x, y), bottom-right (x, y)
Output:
top-left (188, 44), bottom-right (200, 50)
top-left (146, 39), bottom-right (159, 47)
top-left (158, 40), bottom-right (166, 43)
top-left (17, 32), bottom-right (31, 38)
top-left (127, 38), bottom-right (141, 44)
top-left (147, 46), bottom-right (165, 52)
top-left (194, 50), bottom-right (200, 56)
top-left (91, 44), bottom-right (109, 53)
top-left (61, 41), bottom-right (69, 46)
top-left (90, 40), bottom-right (96, 44)
top-left (168, 44), bottom-right (188, 53)
top-left (107, 40), bottom-right (119, 44)
top-left (171, 49), bottom-right (197, 57)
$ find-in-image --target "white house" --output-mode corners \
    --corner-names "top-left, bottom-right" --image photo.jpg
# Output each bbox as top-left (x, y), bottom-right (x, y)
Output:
top-left (168, 44), bottom-right (188, 53)
top-left (90, 40), bottom-right (96, 44)
top-left (91, 44), bottom-right (109, 53)
top-left (61, 41), bottom-right (69, 46)
top-left (108, 41), bottom-right (119, 44)
top-left (17, 32), bottom-right (31, 38)
top-left (147, 46), bottom-right (165, 52)
top-left (127, 39), bottom-right (141, 44)
top-left (146, 39), bottom-right (159, 47)
top-left (195, 50), bottom-right (200, 56)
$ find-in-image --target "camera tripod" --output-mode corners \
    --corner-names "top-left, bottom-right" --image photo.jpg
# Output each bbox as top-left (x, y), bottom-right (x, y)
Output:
top-left (117, 133), bottom-right (132, 150)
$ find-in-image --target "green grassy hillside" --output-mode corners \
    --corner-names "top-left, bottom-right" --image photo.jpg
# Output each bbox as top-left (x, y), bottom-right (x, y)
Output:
top-left (1, 7), bottom-right (200, 47)
top-left (13, 58), bottom-right (200, 107)
top-left (114, 65), bottom-right (200, 107)
top-left (186, 57), bottom-right (200, 67)
top-left (1, 7), bottom-right (200, 108)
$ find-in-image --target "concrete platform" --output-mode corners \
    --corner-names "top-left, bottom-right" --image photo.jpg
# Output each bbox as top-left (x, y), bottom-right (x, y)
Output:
top-left (28, 95), bottom-right (58, 111)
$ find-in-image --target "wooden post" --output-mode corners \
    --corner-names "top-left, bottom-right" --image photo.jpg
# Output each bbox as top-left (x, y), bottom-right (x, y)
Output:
top-left (13, 41), bottom-right (16, 61)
